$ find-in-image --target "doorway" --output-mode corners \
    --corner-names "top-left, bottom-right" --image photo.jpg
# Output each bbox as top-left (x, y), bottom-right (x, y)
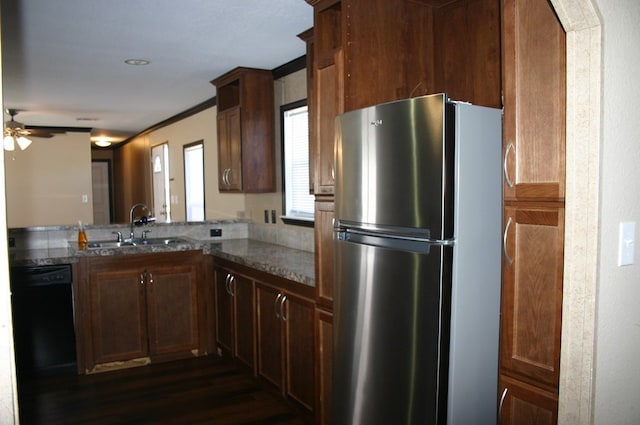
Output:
top-left (91, 160), bottom-right (112, 224)
top-left (152, 143), bottom-right (171, 223)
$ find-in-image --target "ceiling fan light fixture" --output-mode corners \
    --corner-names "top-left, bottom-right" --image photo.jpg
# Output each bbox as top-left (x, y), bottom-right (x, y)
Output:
top-left (4, 110), bottom-right (33, 152)
top-left (94, 140), bottom-right (112, 147)
top-left (17, 136), bottom-right (32, 150)
top-left (3, 135), bottom-right (15, 151)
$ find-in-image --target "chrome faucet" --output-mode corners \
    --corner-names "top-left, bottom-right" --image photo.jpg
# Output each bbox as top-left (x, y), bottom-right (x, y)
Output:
top-left (129, 203), bottom-right (155, 240)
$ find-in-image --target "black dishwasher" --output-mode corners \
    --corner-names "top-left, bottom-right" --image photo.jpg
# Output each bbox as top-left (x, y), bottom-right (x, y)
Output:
top-left (10, 264), bottom-right (77, 376)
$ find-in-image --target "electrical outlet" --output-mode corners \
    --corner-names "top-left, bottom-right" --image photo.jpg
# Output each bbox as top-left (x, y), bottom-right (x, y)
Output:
top-left (264, 210), bottom-right (269, 223)
top-left (271, 210), bottom-right (276, 223)
top-left (210, 228), bottom-right (222, 237)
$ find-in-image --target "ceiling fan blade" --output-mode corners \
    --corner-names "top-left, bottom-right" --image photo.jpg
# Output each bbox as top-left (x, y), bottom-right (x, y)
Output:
top-left (24, 126), bottom-right (68, 138)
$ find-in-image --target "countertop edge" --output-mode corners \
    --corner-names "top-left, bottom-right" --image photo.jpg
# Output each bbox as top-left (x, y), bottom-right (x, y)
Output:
top-left (9, 239), bottom-right (316, 288)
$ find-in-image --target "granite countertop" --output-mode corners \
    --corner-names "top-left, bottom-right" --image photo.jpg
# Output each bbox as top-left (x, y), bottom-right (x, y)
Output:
top-left (9, 238), bottom-right (315, 287)
top-left (210, 239), bottom-right (315, 287)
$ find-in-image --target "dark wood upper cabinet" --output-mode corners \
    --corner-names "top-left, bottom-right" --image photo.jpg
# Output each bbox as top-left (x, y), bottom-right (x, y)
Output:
top-left (211, 67), bottom-right (275, 193)
top-left (433, 0), bottom-right (502, 108)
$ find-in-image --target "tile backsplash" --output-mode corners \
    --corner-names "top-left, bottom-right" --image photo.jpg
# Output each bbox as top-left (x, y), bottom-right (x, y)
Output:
top-left (8, 220), bottom-right (314, 253)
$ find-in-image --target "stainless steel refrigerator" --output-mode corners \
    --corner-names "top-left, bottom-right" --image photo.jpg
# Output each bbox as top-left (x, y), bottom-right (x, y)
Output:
top-left (333, 93), bottom-right (502, 425)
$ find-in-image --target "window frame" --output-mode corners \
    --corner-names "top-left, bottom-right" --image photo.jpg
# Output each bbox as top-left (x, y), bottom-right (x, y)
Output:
top-left (280, 99), bottom-right (314, 228)
top-left (183, 140), bottom-right (205, 222)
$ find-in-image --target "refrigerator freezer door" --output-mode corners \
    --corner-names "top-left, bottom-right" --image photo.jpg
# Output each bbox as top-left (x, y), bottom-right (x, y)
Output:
top-left (333, 236), bottom-right (452, 425)
top-left (335, 93), bottom-right (454, 240)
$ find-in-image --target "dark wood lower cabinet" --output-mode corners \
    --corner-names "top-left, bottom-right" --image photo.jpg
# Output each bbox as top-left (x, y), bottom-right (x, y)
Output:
top-left (214, 267), bottom-right (256, 371)
top-left (256, 284), bottom-right (283, 387)
top-left (78, 251), bottom-right (205, 373)
top-left (315, 308), bottom-right (332, 425)
top-left (499, 375), bottom-right (558, 425)
top-left (214, 257), bottom-right (316, 414)
top-left (256, 281), bottom-right (316, 411)
top-left (283, 289), bottom-right (316, 410)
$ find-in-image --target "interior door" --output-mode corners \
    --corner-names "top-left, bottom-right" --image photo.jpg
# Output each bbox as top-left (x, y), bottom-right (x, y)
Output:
top-left (91, 161), bottom-right (111, 224)
top-left (152, 143), bottom-right (170, 222)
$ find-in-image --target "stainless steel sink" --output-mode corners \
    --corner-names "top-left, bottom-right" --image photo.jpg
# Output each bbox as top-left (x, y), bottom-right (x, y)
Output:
top-left (85, 241), bottom-right (136, 249)
top-left (85, 237), bottom-right (189, 249)
top-left (133, 237), bottom-right (189, 246)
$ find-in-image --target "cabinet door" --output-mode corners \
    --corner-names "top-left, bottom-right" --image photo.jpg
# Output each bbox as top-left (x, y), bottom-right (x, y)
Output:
top-left (314, 199), bottom-right (334, 308)
top-left (146, 262), bottom-right (200, 357)
top-left (90, 267), bottom-right (148, 364)
top-left (499, 375), bottom-right (558, 425)
top-left (315, 308), bottom-right (333, 425)
top-left (313, 50), bottom-right (343, 194)
top-left (502, 0), bottom-right (566, 201)
top-left (214, 268), bottom-right (234, 353)
top-left (233, 273), bottom-right (255, 371)
top-left (256, 283), bottom-right (284, 390)
top-left (501, 206), bottom-right (564, 387)
top-left (283, 292), bottom-right (315, 411)
top-left (217, 107), bottom-right (242, 192)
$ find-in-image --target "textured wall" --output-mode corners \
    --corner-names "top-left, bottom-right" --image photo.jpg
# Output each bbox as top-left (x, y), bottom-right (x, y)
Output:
top-left (5, 132), bottom-right (93, 227)
top-left (593, 0), bottom-right (640, 423)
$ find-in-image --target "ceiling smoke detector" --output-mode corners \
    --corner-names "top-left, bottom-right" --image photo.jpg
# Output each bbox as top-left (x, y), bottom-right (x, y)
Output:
top-left (124, 58), bottom-right (150, 66)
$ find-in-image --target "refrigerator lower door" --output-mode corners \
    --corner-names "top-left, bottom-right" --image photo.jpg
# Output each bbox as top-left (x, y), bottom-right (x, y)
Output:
top-left (333, 236), bottom-right (452, 425)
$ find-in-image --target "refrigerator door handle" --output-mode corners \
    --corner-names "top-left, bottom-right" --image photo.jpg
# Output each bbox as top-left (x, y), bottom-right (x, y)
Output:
top-left (336, 229), bottom-right (448, 255)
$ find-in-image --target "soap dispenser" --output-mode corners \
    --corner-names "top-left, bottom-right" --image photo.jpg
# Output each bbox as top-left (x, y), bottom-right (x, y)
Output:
top-left (77, 220), bottom-right (88, 249)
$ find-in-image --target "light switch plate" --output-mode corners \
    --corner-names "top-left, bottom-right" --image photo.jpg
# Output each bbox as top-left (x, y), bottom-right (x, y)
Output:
top-left (617, 221), bottom-right (636, 266)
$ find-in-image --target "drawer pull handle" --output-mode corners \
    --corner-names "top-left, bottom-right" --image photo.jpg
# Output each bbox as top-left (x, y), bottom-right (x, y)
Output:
top-left (498, 387), bottom-right (508, 425)
top-left (503, 217), bottom-right (513, 266)
top-left (275, 293), bottom-right (282, 319)
top-left (503, 141), bottom-right (514, 188)
top-left (280, 295), bottom-right (287, 322)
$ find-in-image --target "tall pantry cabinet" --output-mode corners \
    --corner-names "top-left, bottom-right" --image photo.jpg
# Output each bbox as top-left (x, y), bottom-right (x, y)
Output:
top-left (303, 0), bottom-right (502, 423)
top-left (498, 0), bottom-right (566, 423)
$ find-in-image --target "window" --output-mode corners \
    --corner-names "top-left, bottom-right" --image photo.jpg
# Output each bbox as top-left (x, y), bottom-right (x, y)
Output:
top-left (281, 100), bottom-right (314, 226)
top-left (184, 141), bottom-right (205, 221)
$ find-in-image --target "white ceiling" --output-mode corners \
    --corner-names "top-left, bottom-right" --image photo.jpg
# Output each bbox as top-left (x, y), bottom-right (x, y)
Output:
top-left (1, 0), bottom-right (313, 143)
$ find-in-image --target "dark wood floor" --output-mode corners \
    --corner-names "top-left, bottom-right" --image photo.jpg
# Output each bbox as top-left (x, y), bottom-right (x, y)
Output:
top-left (17, 355), bottom-right (313, 425)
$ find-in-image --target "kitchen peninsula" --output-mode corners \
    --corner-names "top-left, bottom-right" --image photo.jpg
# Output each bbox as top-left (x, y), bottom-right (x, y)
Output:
top-left (8, 220), bottom-right (316, 413)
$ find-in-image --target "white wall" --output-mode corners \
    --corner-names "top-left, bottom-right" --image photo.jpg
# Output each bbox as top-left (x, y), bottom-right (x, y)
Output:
top-left (593, 0), bottom-right (640, 423)
top-left (146, 107), bottom-right (246, 221)
top-left (5, 132), bottom-right (93, 227)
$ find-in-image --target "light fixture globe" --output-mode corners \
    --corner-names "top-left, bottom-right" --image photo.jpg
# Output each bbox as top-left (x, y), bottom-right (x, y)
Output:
top-left (3, 135), bottom-right (15, 151)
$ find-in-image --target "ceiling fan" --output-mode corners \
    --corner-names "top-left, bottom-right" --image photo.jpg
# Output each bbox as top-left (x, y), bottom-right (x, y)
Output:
top-left (4, 109), bottom-right (67, 150)
top-left (4, 109), bottom-right (33, 151)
